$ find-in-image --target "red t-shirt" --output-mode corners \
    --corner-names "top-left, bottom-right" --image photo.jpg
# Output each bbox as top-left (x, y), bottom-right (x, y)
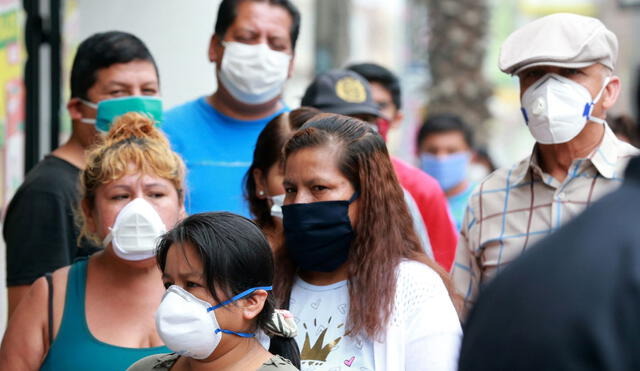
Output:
top-left (391, 157), bottom-right (458, 271)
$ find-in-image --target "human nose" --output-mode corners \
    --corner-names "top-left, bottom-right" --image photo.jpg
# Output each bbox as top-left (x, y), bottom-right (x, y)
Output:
top-left (291, 190), bottom-right (312, 205)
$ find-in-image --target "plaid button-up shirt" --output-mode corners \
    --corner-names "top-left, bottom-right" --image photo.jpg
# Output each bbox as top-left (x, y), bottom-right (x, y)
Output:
top-left (453, 125), bottom-right (639, 314)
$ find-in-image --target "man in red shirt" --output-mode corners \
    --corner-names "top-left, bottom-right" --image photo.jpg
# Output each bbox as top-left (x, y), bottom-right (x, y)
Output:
top-left (302, 67), bottom-right (458, 270)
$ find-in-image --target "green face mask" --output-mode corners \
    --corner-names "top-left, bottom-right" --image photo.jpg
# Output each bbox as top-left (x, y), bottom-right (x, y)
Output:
top-left (81, 96), bottom-right (163, 132)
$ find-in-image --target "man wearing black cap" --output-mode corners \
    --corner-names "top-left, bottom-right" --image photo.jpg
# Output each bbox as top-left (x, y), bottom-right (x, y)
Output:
top-left (452, 13), bottom-right (640, 316)
top-left (301, 69), bottom-right (458, 269)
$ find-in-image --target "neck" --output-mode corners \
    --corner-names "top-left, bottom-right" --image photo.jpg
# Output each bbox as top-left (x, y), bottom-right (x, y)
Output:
top-left (184, 337), bottom-right (269, 371)
top-left (92, 248), bottom-right (162, 286)
top-left (537, 122), bottom-right (605, 183)
top-left (299, 262), bottom-right (349, 286)
top-left (51, 133), bottom-right (88, 169)
top-left (209, 86), bottom-right (282, 121)
top-left (264, 219), bottom-right (284, 252)
top-left (445, 180), bottom-right (469, 198)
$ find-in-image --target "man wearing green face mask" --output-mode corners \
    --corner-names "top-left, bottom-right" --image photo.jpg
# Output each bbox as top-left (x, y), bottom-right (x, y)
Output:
top-left (3, 31), bottom-right (161, 315)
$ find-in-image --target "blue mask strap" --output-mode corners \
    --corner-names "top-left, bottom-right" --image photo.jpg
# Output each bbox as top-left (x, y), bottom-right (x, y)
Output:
top-left (214, 329), bottom-right (255, 338)
top-left (207, 286), bottom-right (272, 312)
top-left (348, 192), bottom-right (360, 203)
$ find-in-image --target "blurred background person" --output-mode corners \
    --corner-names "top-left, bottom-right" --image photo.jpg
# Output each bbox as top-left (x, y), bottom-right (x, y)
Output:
top-left (468, 147), bottom-right (496, 183)
top-left (453, 13), bottom-right (639, 316)
top-left (3, 31), bottom-right (161, 316)
top-left (277, 114), bottom-right (461, 370)
top-left (417, 113), bottom-right (476, 231)
top-left (129, 212), bottom-right (299, 371)
top-left (0, 114), bottom-right (184, 370)
top-left (301, 69), bottom-right (461, 268)
top-left (609, 114), bottom-right (639, 146)
top-left (162, 0), bottom-right (300, 216)
top-left (244, 107), bottom-right (320, 250)
top-left (346, 63), bottom-right (404, 141)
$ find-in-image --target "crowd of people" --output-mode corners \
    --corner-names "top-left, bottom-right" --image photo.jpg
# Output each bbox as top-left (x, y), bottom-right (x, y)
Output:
top-left (1, 0), bottom-right (639, 370)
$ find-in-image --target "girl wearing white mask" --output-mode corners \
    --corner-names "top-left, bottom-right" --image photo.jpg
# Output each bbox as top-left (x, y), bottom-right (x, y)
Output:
top-left (127, 212), bottom-right (299, 371)
top-left (244, 107), bottom-right (321, 251)
top-left (0, 113), bottom-right (186, 370)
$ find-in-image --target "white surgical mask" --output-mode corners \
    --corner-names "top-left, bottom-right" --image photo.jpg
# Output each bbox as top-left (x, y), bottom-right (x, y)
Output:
top-left (103, 198), bottom-right (167, 261)
top-left (156, 285), bottom-right (271, 360)
top-left (218, 41), bottom-right (291, 105)
top-left (520, 73), bottom-right (610, 144)
top-left (270, 194), bottom-right (285, 219)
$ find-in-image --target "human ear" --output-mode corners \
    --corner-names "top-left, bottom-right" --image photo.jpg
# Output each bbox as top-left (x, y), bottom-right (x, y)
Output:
top-left (601, 75), bottom-right (621, 111)
top-left (240, 290), bottom-right (268, 321)
top-left (391, 110), bottom-right (404, 129)
top-left (253, 168), bottom-right (267, 199)
top-left (67, 98), bottom-right (84, 121)
top-left (287, 56), bottom-right (296, 79)
top-left (81, 198), bottom-right (97, 234)
top-left (208, 34), bottom-right (223, 64)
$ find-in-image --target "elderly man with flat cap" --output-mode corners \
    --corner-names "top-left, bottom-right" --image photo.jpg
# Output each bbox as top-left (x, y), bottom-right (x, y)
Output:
top-left (452, 13), bottom-right (639, 315)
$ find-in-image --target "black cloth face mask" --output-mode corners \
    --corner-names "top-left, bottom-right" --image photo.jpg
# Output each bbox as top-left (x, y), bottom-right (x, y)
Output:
top-left (282, 192), bottom-right (359, 273)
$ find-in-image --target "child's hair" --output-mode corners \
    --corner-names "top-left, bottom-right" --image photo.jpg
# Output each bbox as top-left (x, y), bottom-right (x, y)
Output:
top-left (78, 112), bottom-right (185, 245)
top-left (156, 212), bottom-right (300, 367)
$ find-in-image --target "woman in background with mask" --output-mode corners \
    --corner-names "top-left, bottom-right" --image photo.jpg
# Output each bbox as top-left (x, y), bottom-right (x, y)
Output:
top-left (244, 107), bottom-right (320, 250)
top-left (0, 113), bottom-right (185, 370)
top-left (278, 114), bottom-right (461, 370)
top-left (128, 212), bottom-right (299, 370)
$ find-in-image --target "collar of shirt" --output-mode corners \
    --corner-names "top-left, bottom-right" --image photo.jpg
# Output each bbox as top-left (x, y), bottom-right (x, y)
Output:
top-left (511, 124), bottom-right (623, 186)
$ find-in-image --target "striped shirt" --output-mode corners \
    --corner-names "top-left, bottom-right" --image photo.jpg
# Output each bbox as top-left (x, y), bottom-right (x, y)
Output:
top-left (452, 125), bottom-right (639, 315)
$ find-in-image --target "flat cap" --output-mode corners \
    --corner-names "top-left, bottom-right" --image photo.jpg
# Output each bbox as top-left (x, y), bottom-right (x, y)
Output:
top-left (301, 69), bottom-right (380, 117)
top-left (499, 13), bottom-right (618, 75)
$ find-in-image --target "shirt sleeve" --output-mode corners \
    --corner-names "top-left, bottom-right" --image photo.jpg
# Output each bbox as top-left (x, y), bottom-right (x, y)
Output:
top-left (451, 195), bottom-right (481, 317)
top-left (398, 262), bottom-right (462, 371)
top-left (418, 182), bottom-right (458, 271)
top-left (4, 189), bottom-right (77, 286)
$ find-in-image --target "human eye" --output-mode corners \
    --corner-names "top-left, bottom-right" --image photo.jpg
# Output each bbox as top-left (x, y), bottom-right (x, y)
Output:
top-left (148, 191), bottom-right (166, 199)
top-left (142, 88), bottom-right (158, 95)
top-left (186, 281), bottom-right (201, 289)
top-left (110, 193), bottom-right (130, 201)
top-left (284, 183), bottom-right (296, 194)
top-left (312, 185), bottom-right (328, 192)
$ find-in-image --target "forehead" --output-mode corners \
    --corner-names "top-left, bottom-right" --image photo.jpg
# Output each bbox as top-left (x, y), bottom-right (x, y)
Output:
top-left (369, 82), bottom-right (393, 103)
top-left (165, 242), bottom-right (203, 272)
top-left (421, 130), bottom-right (468, 147)
top-left (229, 1), bottom-right (293, 39)
top-left (285, 144), bottom-right (344, 178)
top-left (93, 60), bottom-right (158, 85)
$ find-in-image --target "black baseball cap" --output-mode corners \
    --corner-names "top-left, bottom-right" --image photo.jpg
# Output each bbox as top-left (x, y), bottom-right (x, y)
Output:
top-left (301, 69), bottom-right (380, 117)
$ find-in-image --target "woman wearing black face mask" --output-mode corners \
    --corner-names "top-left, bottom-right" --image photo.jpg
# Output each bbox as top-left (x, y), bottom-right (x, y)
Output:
top-left (276, 114), bottom-right (462, 370)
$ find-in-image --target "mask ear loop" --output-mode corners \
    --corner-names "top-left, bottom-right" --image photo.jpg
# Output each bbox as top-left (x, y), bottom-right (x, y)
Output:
top-left (584, 76), bottom-right (611, 125)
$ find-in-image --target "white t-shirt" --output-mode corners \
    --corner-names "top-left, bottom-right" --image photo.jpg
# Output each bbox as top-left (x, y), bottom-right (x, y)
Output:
top-left (289, 261), bottom-right (461, 371)
top-left (290, 278), bottom-right (375, 371)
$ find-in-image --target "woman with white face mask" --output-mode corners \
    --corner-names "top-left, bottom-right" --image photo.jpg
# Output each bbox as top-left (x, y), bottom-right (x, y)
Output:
top-left (0, 113), bottom-right (186, 370)
top-left (244, 107), bottom-right (321, 251)
top-left (127, 212), bottom-right (299, 371)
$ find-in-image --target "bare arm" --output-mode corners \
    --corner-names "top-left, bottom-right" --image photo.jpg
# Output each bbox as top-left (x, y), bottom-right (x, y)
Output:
top-left (7, 285), bottom-right (31, 318)
top-left (0, 277), bottom-right (50, 370)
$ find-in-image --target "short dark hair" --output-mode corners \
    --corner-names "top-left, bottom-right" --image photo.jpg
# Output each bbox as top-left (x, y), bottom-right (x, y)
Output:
top-left (244, 107), bottom-right (320, 228)
top-left (70, 31), bottom-right (158, 100)
top-left (347, 63), bottom-right (402, 110)
top-left (417, 113), bottom-right (474, 149)
top-left (214, 0), bottom-right (301, 50)
top-left (157, 212), bottom-right (300, 367)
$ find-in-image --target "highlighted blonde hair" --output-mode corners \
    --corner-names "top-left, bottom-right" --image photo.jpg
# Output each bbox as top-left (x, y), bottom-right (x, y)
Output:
top-left (79, 112), bottom-right (185, 243)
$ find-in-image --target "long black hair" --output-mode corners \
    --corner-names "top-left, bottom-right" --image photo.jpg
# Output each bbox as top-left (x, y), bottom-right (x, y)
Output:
top-left (157, 212), bottom-right (300, 367)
